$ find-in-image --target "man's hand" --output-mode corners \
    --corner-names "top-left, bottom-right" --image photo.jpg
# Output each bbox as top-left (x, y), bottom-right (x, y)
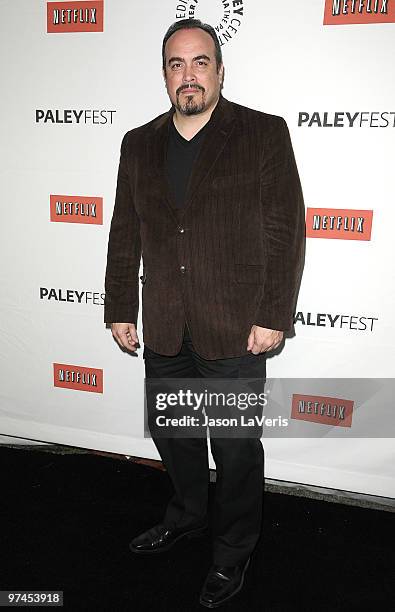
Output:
top-left (247, 325), bottom-right (284, 355)
top-left (111, 323), bottom-right (140, 351)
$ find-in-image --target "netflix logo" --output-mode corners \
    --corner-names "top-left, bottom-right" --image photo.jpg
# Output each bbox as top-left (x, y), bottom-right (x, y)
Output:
top-left (47, 1), bottom-right (104, 33)
top-left (50, 195), bottom-right (103, 224)
top-left (53, 363), bottom-right (103, 393)
top-left (324, 0), bottom-right (395, 24)
top-left (306, 208), bottom-right (373, 240)
top-left (291, 394), bottom-right (354, 427)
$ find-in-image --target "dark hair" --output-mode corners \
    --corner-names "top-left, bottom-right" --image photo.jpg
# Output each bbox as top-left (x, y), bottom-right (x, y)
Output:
top-left (162, 19), bottom-right (223, 73)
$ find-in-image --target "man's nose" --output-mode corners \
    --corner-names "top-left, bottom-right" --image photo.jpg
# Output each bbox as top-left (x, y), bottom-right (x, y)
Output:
top-left (182, 65), bottom-right (196, 82)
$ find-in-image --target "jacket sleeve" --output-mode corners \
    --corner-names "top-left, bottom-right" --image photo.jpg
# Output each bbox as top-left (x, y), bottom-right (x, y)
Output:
top-left (253, 117), bottom-right (306, 331)
top-left (104, 131), bottom-right (141, 325)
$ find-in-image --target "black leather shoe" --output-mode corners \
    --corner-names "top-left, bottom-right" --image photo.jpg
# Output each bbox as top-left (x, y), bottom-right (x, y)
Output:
top-left (129, 521), bottom-right (208, 554)
top-left (199, 557), bottom-right (251, 608)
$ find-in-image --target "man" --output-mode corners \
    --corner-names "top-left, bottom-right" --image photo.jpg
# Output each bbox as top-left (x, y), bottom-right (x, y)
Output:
top-left (104, 18), bottom-right (305, 608)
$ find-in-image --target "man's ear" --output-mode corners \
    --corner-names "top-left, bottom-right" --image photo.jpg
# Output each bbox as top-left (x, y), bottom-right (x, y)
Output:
top-left (162, 67), bottom-right (167, 83)
top-left (219, 64), bottom-right (225, 88)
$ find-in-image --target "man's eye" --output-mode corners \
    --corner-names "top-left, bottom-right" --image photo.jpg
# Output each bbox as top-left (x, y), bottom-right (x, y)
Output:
top-left (197, 61), bottom-right (207, 66)
top-left (171, 63), bottom-right (182, 69)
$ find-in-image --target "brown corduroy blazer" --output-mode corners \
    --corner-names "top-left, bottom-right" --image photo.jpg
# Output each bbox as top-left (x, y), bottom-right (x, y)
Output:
top-left (104, 95), bottom-right (305, 360)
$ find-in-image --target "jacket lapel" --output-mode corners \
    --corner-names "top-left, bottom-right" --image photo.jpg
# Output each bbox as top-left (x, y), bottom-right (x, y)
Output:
top-left (149, 108), bottom-right (179, 226)
top-left (181, 95), bottom-right (235, 219)
top-left (149, 95), bottom-right (235, 226)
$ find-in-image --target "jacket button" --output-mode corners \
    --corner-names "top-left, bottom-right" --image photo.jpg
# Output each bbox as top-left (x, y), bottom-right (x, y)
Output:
top-left (180, 265), bottom-right (186, 273)
top-left (178, 227), bottom-right (185, 234)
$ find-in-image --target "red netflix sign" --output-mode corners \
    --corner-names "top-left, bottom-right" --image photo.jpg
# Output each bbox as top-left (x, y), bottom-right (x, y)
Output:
top-left (291, 394), bottom-right (354, 427)
top-left (306, 208), bottom-right (373, 240)
top-left (53, 363), bottom-right (103, 393)
top-left (47, 1), bottom-right (104, 33)
top-left (324, 0), bottom-right (395, 24)
top-left (50, 195), bottom-right (103, 225)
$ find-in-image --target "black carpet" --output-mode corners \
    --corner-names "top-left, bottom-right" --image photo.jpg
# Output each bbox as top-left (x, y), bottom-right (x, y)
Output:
top-left (0, 446), bottom-right (393, 611)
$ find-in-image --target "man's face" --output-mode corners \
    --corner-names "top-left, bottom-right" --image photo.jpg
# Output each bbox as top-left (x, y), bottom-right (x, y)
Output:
top-left (163, 28), bottom-right (223, 116)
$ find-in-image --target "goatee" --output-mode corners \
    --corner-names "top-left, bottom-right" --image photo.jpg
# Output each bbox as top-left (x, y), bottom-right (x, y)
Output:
top-left (175, 86), bottom-right (206, 116)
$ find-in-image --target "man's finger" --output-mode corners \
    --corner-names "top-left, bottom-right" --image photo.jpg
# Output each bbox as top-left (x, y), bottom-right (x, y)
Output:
top-left (259, 342), bottom-right (274, 353)
top-left (115, 330), bottom-right (137, 351)
top-left (115, 332), bottom-right (128, 350)
top-left (250, 344), bottom-right (266, 355)
top-left (125, 331), bottom-right (139, 349)
top-left (127, 329), bottom-right (139, 345)
top-left (123, 330), bottom-right (139, 350)
top-left (247, 332), bottom-right (255, 351)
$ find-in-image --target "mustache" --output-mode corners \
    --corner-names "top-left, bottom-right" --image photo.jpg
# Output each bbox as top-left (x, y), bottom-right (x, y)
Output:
top-left (176, 84), bottom-right (205, 95)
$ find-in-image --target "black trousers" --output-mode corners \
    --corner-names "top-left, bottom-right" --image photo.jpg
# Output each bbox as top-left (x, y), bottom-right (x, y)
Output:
top-left (143, 323), bottom-right (266, 566)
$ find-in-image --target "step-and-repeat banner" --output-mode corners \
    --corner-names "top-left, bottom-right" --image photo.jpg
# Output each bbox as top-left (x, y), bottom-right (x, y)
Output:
top-left (0, 0), bottom-right (394, 498)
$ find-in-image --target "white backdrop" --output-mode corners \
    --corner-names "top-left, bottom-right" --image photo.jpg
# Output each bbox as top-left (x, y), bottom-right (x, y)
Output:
top-left (0, 0), bottom-right (394, 498)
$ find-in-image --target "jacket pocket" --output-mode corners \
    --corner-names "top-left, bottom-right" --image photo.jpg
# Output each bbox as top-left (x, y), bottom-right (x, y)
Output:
top-left (234, 264), bottom-right (265, 284)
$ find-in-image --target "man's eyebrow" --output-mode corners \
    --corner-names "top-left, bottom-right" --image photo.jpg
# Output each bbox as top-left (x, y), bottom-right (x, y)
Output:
top-left (168, 56), bottom-right (184, 65)
top-left (193, 54), bottom-right (211, 62)
top-left (168, 54), bottom-right (211, 65)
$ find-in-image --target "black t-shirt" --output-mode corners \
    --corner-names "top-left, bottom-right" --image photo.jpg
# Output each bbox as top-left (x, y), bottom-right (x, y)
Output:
top-left (165, 116), bottom-right (211, 209)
